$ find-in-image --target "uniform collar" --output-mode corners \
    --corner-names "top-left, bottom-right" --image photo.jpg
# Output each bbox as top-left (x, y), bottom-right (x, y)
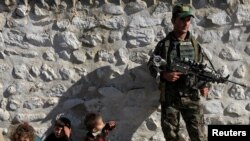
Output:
top-left (170, 31), bottom-right (191, 42)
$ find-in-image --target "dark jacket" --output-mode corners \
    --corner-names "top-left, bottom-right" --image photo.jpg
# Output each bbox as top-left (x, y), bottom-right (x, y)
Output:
top-left (85, 123), bottom-right (115, 141)
top-left (45, 133), bottom-right (72, 141)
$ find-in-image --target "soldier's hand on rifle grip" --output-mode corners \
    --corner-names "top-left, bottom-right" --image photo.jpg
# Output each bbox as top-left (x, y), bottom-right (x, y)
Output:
top-left (162, 71), bottom-right (182, 82)
top-left (199, 87), bottom-right (209, 97)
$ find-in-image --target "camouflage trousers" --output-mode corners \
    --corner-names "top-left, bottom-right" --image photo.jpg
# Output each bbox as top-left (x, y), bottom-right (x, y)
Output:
top-left (161, 95), bottom-right (206, 141)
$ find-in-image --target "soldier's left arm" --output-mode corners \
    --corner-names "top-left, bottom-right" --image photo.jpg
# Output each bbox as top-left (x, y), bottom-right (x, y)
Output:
top-left (147, 41), bottom-right (164, 78)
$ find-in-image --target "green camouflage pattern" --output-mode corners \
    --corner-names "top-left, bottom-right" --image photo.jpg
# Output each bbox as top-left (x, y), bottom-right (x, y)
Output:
top-left (161, 96), bottom-right (205, 141)
top-left (148, 31), bottom-right (206, 141)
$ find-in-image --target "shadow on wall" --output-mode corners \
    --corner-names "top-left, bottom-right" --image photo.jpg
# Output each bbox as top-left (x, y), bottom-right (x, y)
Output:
top-left (41, 63), bottom-right (160, 141)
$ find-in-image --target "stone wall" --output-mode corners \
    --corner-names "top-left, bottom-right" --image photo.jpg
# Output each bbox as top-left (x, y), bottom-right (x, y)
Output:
top-left (0, 0), bottom-right (250, 141)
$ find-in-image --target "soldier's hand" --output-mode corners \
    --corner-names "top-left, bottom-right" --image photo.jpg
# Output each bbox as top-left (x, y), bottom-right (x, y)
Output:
top-left (163, 71), bottom-right (182, 82)
top-left (200, 87), bottom-right (209, 97)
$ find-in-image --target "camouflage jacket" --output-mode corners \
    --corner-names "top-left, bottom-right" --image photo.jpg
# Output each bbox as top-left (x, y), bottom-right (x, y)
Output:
top-left (148, 31), bottom-right (204, 102)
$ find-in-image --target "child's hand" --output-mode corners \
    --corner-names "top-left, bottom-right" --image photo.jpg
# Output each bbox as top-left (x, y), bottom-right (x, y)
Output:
top-left (108, 121), bottom-right (116, 129)
top-left (64, 126), bottom-right (71, 138)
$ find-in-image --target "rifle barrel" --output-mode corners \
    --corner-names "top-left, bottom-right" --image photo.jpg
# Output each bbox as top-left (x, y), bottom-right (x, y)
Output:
top-left (226, 79), bottom-right (246, 87)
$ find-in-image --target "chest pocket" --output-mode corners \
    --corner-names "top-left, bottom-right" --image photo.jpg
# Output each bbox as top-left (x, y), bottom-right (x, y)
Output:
top-left (169, 42), bottom-right (178, 60)
top-left (168, 41), bottom-right (195, 61)
top-left (179, 41), bottom-right (195, 60)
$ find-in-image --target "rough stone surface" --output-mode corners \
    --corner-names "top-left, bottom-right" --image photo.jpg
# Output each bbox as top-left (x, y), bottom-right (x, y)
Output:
top-left (0, 13), bottom-right (6, 31)
top-left (129, 13), bottom-right (161, 28)
top-left (129, 51), bottom-right (150, 64)
top-left (96, 50), bottom-right (116, 63)
top-left (43, 49), bottom-right (56, 61)
top-left (0, 109), bottom-right (10, 121)
top-left (34, 4), bottom-right (49, 17)
top-left (229, 29), bottom-right (241, 41)
top-left (59, 68), bottom-right (74, 80)
top-left (126, 28), bottom-right (155, 47)
top-left (236, 4), bottom-right (250, 23)
top-left (13, 64), bottom-right (30, 79)
top-left (155, 29), bottom-right (167, 41)
top-left (41, 64), bottom-right (57, 81)
top-left (0, 83), bottom-right (3, 97)
top-left (54, 31), bottom-right (81, 49)
top-left (245, 103), bottom-right (250, 111)
top-left (234, 64), bottom-right (245, 78)
top-left (23, 97), bottom-right (44, 110)
top-left (6, 85), bottom-right (17, 95)
top-left (30, 66), bottom-right (41, 77)
top-left (0, 1), bottom-right (250, 141)
top-left (72, 17), bottom-right (97, 30)
top-left (8, 99), bottom-right (21, 111)
top-left (115, 47), bottom-right (129, 65)
top-left (14, 113), bottom-right (46, 122)
top-left (102, 4), bottom-right (124, 15)
top-left (245, 45), bottom-right (250, 55)
top-left (109, 31), bottom-right (122, 43)
top-left (152, 2), bottom-right (171, 16)
top-left (3, 29), bottom-right (25, 48)
top-left (72, 50), bottom-right (86, 63)
top-left (81, 34), bottom-right (102, 47)
top-left (204, 100), bottom-right (224, 114)
top-left (124, 1), bottom-right (147, 15)
top-left (59, 50), bottom-right (71, 60)
top-left (25, 33), bottom-right (51, 47)
top-left (46, 84), bottom-right (67, 97)
top-left (100, 16), bottom-right (126, 30)
top-left (229, 85), bottom-right (246, 100)
top-left (44, 98), bottom-right (59, 107)
top-left (207, 10), bottom-right (231, 25)
top-left (21, 51), bottom-right (38, 58)
top-left (56, 19), bottom-right (70, 30)
top-left (219, 47), bottom-right (241, 61)
top-left (209, 84), bottom-right (225, 99)
top-left (198, 30), bottom-right (223, 43)
top-left (16, 5), bottom-right (29, 17)
top-left (145, 117), bottom-right (158, 131)
top-left (225, 103), bottom-right (246, 117)
top-left (217, 65), bottom-right (229, 77)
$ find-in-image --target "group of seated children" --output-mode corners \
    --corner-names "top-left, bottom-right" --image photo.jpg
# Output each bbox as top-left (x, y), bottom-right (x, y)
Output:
top-left (3, 112), bottom-right (116, 141)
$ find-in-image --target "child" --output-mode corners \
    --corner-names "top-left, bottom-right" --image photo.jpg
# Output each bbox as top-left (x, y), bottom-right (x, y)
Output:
top-left (0, 129), bottom-right (3, 141)
top-left (45, 117), bottom-right (72, 141)
top-left (9, 122), bottom-right (42, 141)
top-left (84, 113), bottom-right (116, 141)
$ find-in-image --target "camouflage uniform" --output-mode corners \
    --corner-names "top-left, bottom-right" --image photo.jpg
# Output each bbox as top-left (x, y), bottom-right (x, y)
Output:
top-left (148, 4), bottom-right (206, 141)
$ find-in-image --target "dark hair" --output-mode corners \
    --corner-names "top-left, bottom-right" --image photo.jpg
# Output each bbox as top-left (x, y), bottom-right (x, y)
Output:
top-left (10, 122), bottom-right (36, 141)
top-left (55, 117), bottom-right (71, 129)
top-left (84, 112), bottom-right (102, 131)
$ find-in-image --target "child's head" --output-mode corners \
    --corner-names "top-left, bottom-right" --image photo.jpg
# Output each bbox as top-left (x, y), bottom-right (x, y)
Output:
top-left (53, 117), bottom-right (71, 138)
top-left (84, 112), bottom-right (105, 132)
top-left (10, 123), bottom-right (35, 141)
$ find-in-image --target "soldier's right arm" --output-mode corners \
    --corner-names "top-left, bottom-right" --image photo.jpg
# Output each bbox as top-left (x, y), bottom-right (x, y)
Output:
top-left (147, 41), bottom-right (164, 78)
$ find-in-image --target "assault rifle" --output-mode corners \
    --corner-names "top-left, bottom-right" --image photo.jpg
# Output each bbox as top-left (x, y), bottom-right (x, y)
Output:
top-left (152, 55), bottom-right (246, 88)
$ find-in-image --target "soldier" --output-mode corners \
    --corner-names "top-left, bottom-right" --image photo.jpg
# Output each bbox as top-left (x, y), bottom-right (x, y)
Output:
top-left (148, 3), bottom-right (209, 141)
